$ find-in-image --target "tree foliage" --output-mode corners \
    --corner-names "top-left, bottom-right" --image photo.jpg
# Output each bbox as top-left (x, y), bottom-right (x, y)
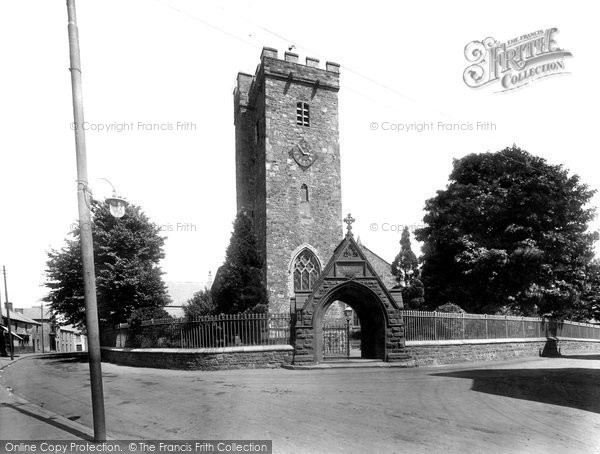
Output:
top-left (402, 278), bottom-right (425, 310)
top-left (415, 146), bottom-right (599, 318)
top-left (184, 288), bottom-right (216, 318)
top-left (435, 303), bottom-right (465, 313)
top-left (391, 226), bottom-right (424, 308)
top-left (211, 211), bottom-right (268, 314)
top-left (45, 199), bottom-right (171, 329)
top-left (568, 259), bottom-right (600, 322)
top-left (391, 227), bottom-right (419, 286)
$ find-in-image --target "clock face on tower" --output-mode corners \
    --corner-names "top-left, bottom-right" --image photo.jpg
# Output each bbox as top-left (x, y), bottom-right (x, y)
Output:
top-left (290, 139), bottom-right (315, 170)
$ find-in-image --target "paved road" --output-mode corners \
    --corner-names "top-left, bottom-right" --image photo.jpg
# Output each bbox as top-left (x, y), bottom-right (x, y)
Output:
top-left (1, 355), bottom-right (600, 453)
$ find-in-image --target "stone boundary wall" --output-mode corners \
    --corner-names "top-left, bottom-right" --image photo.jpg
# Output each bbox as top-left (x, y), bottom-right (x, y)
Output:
top-left (405, 337), bottom-right (600, 366)
top-left (101, 338), bottom-right (600, 370)
top-left (101, 345), bottom-right (293, 371)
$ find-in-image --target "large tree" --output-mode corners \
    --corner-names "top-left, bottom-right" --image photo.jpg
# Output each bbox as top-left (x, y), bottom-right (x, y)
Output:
top-left (211, 211), bottom-right (268, 314)
top-left (391, 226), bottom-right (424, 308)
top-left (415, 146), bottom-right (598, 318)
top-left (45, 199), bottom-right (171, 329)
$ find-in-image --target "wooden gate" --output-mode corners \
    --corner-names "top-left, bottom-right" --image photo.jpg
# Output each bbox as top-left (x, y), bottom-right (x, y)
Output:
top-left (322, 323), bottom-right (348, 359)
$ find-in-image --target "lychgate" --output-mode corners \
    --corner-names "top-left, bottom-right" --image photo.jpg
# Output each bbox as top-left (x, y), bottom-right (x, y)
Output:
top-left (291, 223), bottom-right (410, 364)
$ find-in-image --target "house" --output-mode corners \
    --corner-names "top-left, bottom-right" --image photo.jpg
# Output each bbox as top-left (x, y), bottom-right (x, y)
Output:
top-left (21, 307), bottom-right (87, 353)
top-left (1, 309), bottom-right (41, 354)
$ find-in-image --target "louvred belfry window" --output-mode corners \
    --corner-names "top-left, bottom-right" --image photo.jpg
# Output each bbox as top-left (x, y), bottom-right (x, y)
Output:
top-left (293, 250), bottom-right (320, 291)
top-left (296, 102), bottom-right (310, 126)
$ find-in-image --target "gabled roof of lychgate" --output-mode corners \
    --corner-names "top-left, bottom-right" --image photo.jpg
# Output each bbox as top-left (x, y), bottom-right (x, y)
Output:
top-left (299, 232), bottom-right (402, 312)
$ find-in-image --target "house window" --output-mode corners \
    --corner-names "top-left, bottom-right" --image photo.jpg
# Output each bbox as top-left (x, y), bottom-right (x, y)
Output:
top-left (300, 184), bottom-right (309, 202)
top-left (293, 249), bottom-right (320, 291)
top-left (296, 102), bottom-right (309, 126)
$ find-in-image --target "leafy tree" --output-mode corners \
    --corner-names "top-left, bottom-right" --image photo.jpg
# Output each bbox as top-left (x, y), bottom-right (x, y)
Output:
top-left (402, 277), bottom-right (425, 309)
top-left (211, 211), bottom-right (268, 314)
top-left (415, 146), bottom-right (598, 318)
top-left (566, 259), bottom-right (600, 322)
top-left (435, 302), bottom-right (465, 313)
top-left (184, 288), bottom-right (216, 318)
top-left (391, 226), bottom-right (424, 308)
top-left (391, 226), bottom-right (419, 286)
top-left (45, 199), bottom-right (171, 329)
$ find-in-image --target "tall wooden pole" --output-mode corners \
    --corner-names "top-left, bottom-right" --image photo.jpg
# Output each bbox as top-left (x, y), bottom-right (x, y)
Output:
top-left (3, 266), bottom-right (14, 360)
top-left (66, 0), bottom-right (106, 441)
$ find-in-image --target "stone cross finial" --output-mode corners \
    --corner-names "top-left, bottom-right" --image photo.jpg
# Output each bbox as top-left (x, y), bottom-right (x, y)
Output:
top-left (343, 213), bottom-right (355, 236)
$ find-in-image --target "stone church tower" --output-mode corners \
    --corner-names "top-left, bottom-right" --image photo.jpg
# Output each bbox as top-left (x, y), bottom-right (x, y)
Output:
top-left (234, 47), bottom-right (343, 314)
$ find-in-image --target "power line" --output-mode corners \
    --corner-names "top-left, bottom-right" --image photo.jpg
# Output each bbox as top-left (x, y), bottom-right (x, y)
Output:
top-left (156, 0), bottom-right (455, 120)
top-left (154, 0), bottom-right (261, 51)
top-left (208, 1), bottom-right (455, 119)
top-left (152, 0), bottom-right (600, 197)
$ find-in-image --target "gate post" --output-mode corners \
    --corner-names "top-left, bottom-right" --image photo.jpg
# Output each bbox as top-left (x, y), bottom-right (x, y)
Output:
top-left (386, 308), bottom-right (410, 362)
top-left (292, 310), bottom-right (316, 364)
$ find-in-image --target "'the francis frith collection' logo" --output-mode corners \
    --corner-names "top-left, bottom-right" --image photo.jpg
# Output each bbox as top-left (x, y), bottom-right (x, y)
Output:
top-left (463, 28), bottom-right (572, 92)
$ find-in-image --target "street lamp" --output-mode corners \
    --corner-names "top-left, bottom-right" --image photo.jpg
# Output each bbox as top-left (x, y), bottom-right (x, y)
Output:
top-left (100, 178), bottom-right (128, 219)
top-left (66, 0), bottom-right (127, 441)
top-left (344, 306), bottom-right (353, 360)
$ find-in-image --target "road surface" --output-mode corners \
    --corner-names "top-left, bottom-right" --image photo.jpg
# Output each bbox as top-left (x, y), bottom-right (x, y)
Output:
top-left (1, 355), bottom-right (600, 453)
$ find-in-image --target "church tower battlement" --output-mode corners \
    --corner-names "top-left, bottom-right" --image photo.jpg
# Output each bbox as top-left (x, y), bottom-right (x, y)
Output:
top-left (234, 47), bottom-right (343, 314)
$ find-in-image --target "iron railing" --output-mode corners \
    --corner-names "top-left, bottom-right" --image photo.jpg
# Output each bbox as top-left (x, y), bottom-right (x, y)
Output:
top-left (101, 314), bottom-right (292, 349)
top-left (100, 310), bottom-right (600, 349)
top-left (401, 310), bottom-right (600, 342)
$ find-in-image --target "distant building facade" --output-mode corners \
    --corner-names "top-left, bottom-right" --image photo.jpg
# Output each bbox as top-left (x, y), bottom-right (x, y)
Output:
top-left (165, 280), bottom-right (211, 318)
top-left (1, 309), bottom-right (40, 354)
top-left (15, 307), bottom-right (87, 353)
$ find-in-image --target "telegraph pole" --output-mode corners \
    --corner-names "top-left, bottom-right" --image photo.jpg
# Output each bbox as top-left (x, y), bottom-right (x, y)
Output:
top-left (66, 0), bottom-right (106, 441)
top-left (3, 266), bottom-right (14, 360)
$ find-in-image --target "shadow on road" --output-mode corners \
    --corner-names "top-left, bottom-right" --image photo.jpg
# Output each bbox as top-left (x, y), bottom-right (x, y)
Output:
top-left (558, 354), bottom-right (600, 360)
top-left (34, 353), bottom-right (89, 363)
top-left (0, 402), bottom-right (92, 440)
top-left (432, 367), bottom-right (600, 414)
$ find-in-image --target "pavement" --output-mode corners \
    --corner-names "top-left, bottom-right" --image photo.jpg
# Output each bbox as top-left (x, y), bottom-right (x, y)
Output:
top-left (0, 353), bottom-right (95, 441)
top-left (282, 358), bottom-right (417, 369)
top-left (1, 354), bottom-right (600, 453)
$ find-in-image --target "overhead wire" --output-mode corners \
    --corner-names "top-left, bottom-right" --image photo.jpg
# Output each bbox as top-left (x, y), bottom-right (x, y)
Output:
top-left (154, 0), bottom-right (454, 120)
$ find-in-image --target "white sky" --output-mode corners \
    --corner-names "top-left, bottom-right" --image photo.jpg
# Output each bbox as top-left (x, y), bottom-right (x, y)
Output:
top-left (1, 0), bottom-right (598, 309)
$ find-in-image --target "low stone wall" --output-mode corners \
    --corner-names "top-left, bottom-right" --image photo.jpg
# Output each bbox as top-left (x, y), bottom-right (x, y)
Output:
top-left (101, 345), bottom-right (293, 371)
top-left (405, 337), bottom-right (600, 366)
top-left (101, 338), bottom-right (600, 370)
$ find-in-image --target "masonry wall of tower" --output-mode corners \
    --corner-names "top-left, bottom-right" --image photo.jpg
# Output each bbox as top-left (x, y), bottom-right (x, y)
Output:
top-left (234, 48), bottom-right (343, 315)
top-left (233, 73), bottom-right (258, 216)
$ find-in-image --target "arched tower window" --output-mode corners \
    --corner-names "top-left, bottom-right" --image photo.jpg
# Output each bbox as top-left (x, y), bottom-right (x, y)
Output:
top-left (300, 184), bottom-right (309, 202)
top-left (293, 249), bottom-right (321, 291)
